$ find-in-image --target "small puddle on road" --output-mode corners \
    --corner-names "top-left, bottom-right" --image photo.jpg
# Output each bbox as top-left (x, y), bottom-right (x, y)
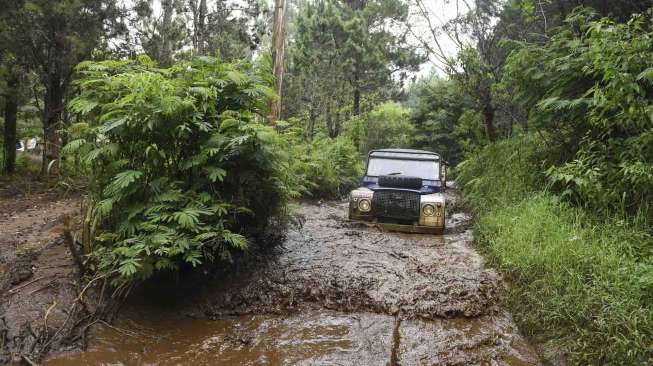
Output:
top-left (45, 307), bottom-right (395, 366)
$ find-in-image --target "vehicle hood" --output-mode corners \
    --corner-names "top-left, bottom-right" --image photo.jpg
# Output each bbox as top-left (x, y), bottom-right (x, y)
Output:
top-left (363, 182), bottom-right (442, 194)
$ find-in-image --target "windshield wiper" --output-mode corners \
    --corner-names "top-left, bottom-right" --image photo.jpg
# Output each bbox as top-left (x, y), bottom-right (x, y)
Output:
top-left (386, 172), bottom-right (402, 175)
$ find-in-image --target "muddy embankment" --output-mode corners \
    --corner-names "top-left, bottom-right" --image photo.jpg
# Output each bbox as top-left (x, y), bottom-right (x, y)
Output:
top-left (0, 188), bottom-right (97, 365)
top-left (45, 188), bottom-right (542, 366)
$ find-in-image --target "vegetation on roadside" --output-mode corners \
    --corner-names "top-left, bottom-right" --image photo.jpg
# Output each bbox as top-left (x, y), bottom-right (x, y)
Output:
top-left (65, 56), bottom-right (295, 288)
top-left (457, 138), bottom-right (653, 364)
top-left (3, 0), bottom-right (653, 364)
top-left (454, 8), bottom-right (653, 364)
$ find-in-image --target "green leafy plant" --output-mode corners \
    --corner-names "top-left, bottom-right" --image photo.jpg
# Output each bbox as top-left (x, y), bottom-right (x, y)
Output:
top-left (505, 8), bottom-right (653, 216)
top-left (66, 56), bottom-right (292, 289)
top-left (276, 123), bottom-right (363, 199)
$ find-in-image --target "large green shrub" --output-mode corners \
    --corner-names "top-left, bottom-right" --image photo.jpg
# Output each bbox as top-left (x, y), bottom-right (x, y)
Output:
top-left (455, 135), bottom-right (544, 212)
top-left (276, 121), bottom-right (363, 198)
top-left (505, 9), bottom-right (653, 216)
top-left (342, 102), bottom-right (414, 154)
top-left (66, 56), bottom-right (293, 287)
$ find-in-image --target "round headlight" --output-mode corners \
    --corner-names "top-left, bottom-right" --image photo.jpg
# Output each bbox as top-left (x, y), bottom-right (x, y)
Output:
top-left (422, 204), bottom-right (435, 216)
top-left (358, 199), bottom-right (371, 212)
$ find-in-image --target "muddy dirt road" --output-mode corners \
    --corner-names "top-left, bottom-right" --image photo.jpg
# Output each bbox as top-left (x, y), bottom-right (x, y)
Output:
top-left (45, 190), bottom-right (541, 365)
top-left (0, 188), bottom-right (85, 365)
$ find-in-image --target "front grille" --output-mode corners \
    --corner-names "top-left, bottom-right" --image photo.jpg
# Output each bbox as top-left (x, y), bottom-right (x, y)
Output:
top-left (372, 190), bottom-right (420, 221)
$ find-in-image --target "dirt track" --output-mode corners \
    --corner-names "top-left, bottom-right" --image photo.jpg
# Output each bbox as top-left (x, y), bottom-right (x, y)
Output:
top-left (0, 189), bottom-right (85, 365)
top-left (45, 189), bottom-right (542, 365)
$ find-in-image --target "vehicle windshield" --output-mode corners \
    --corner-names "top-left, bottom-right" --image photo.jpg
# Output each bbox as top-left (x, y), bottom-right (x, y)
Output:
top-left (366, 158), bottom-right (440, 180)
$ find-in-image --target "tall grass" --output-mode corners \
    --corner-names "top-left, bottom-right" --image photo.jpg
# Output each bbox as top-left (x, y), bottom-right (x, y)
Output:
top-left (458, 136), bottom-right (653, 365)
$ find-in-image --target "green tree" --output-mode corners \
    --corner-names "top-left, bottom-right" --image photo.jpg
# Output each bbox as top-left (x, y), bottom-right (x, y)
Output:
top-left (407, 77), bottom-right (470, 164)
top-left (0, 0), bottom-right (123, 174)
top-left (505, 8), bottom-right (653, 214)
top-left (283, 0), bottom-right (423, 137)
top-left (132, 0), bottom-right (266, 65)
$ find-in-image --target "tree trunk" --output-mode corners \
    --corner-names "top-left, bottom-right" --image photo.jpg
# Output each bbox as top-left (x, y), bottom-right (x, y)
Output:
top-left (352, 56), bottom-right (362, 116)
top-left (198, 0), bottom-right (207, 54)
top-left (268, 0), bottom-right (286, 124)
top-left (482, 103), bottom-right (496, 142)
top-left (191, 0), bottom-right (208, 54)
top-left (2, 75), bottom-right (19, 175)
top-left (41, 79), bottom-right (65, 175)
top-left (307, 104), bottom-right (317, 140)
top-left (160, 0), bottom-right (175, 67)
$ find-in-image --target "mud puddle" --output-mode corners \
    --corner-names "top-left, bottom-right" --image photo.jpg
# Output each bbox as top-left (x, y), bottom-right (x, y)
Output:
top-left (45, 306), bottom-right (536, 366)
top-left (45, 191), bottom-right (542, 365)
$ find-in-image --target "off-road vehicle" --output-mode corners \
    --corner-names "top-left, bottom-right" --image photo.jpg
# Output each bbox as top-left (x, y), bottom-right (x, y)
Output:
top-left (349, 149), bottom-right (447, 234)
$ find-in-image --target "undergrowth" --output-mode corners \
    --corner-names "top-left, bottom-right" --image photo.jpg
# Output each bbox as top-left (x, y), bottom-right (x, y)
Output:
top-left (457, 136), bottom-right (653, 365)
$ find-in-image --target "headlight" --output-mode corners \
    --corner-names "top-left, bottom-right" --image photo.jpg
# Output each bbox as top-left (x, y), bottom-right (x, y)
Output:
top-left (358, 199), bottom-right (372, 212)
top-left (422, 204), bottom-right (435, 216)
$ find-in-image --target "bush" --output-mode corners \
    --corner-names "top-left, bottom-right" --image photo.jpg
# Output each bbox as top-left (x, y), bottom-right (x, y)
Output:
top-left (342, 102), bottom-right (414, 154)
top-left (477, 195), bottom-right (653, 364)
top-left (505, 9), bottom-right (653, 216)
top-left (455, 135), bottom-right (544, 211)
top-left (66, 56), bottom-right (293, 288)
top-left (300, 135), bottom-right (363, 198)
top-left (459, 136), bottom-right (653, 364)
top-left (277, 123), bottom-right (363, 199)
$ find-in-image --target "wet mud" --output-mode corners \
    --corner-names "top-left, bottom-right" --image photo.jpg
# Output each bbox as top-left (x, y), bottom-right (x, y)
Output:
top-left (45, 189), bottom-right (542, 365)
top-left (195, 201), bottom-right (498, 320)
top-left (0, 191), bottom-right (86, 364)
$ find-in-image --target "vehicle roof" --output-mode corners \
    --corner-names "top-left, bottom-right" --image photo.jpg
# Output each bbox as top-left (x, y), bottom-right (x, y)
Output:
top-left (369, 149), bottom-right (445, 162)
top-left (370, 148), bottom-right (438, 155)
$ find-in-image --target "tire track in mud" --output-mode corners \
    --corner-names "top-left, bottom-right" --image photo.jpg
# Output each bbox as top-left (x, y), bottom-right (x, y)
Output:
top-left (44, 189), bottom-right (542, 365)
top-left (187, 190), bottom-right (542, 365)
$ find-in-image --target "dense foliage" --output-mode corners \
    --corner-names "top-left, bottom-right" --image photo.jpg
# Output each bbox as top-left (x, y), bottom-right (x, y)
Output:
top-left (343, 102), bottom-right (414, 154)
top-left (506, 9), bottom-right (653, 215)
top-left (408, 78), bottom-right (471, 164)
top-left (65, 56), bottom-right (292, 287)
top-left (457, 138), bottom-right (653, 364)
top-left (282, 132), bottom-right (363, 198)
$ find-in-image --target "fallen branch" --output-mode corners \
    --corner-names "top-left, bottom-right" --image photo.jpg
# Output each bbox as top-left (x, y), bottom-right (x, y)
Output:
top-left (21, 355), bottom-right (39, 366)
top-left (63, 219), bottom-right (85, 276)
top-left (8, 276), bottom-right (46, 294)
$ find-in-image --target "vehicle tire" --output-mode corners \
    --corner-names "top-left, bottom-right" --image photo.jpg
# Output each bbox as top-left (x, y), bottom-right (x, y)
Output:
top-left (378, 175), bottom-right (423, 189)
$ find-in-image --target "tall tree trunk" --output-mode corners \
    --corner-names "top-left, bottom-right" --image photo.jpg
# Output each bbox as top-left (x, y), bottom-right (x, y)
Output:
top-left (197, 0), bottom-right (207, 54)
top-left (2, 75), bottom-right (19, 175)
top-left (352, 56), bottom-right (362, 115)
top-left (190, 0), bottom-right (208, 54)
top-left (160, 0), bottom-right (175, 67)
top-left (269, 0), bottom-right (286, 124)
top-left (353, 88), bottom-right (361, 116)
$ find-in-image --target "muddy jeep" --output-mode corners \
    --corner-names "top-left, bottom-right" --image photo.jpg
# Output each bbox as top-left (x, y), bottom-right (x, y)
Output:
top-left (349, 149), bottom-right (447, 234)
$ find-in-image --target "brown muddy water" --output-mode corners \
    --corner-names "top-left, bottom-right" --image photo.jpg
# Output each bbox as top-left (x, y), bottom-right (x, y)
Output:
top-left (45, 194), bottom-right (541, 366)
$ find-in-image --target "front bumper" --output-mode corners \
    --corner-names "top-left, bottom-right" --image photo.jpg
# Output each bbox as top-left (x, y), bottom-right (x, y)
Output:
top-left (349, 206), bottom-right (444, 234)
top-left (350, 219), bottom-right (444, 234)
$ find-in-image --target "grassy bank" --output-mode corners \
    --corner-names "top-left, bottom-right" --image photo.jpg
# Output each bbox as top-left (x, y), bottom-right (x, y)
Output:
top-left (457, 137), bottom-right (653, 365)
